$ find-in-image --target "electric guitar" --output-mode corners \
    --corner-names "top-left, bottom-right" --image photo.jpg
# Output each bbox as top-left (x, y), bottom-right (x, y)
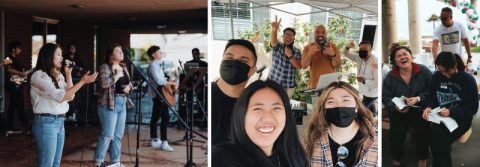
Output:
top-left (3, 58), bottom-right (31, 85)
top-left (10, 69), bottom-right (33, 85)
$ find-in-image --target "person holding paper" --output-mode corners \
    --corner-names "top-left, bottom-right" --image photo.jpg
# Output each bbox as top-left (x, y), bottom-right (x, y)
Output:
top-left (383, 45), bottom-right (432, 167)
top-left (422, 51), bottom-right (479, 167)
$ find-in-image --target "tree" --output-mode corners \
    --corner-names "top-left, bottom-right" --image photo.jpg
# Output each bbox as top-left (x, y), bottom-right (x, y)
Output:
top-left (427, 14), bottom-right (440, 30)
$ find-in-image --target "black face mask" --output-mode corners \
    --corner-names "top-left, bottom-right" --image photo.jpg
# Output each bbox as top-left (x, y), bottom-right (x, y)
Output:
top-left (359, 50), bottom-right (369, 59)
top-left (325, 107), bottom-right (357, 128)
top-left (220, 60), bottom-right (251, 85)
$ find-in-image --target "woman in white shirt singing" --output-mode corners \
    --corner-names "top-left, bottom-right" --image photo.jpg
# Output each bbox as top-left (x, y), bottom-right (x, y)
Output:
top-left (30, 43), bottom-right (97, 167)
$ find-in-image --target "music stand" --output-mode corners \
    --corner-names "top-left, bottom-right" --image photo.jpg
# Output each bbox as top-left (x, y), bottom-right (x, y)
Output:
top-left (176, 66), bottom-right (207, 167)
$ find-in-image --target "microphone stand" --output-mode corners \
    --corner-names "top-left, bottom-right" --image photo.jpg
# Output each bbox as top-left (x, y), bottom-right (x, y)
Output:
top-left (178, 60), bottom-right (208, 130)
top-left (124, 56), bottom-right (190, 167)
top-left (177, 60), bottom-right (208, 167)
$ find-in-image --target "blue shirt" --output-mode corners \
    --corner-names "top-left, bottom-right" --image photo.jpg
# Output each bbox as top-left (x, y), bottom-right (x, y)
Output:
top-left (147, 60), bottom-right (167, 98)
top-left (267, 42), bottom-right (301, 88)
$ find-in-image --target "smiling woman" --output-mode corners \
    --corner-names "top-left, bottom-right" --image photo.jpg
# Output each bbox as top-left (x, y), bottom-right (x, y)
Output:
top-left (212, 80), bottom-right (307, 167)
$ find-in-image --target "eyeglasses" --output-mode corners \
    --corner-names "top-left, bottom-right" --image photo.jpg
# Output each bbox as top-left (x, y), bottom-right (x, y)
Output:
top-left (335, 145), bottom-right (349, 167)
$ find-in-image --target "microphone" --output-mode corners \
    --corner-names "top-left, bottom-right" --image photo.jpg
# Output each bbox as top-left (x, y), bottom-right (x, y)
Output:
top-left (256, 65), bottom-right (266, 73)
top-left (178, 59), bottom-right (183, 66)
top-left (64, 61), bottom-right (83, 71)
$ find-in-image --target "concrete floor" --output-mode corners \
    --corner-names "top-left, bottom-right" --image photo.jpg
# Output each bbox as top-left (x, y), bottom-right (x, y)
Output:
top-left (0, 90), bottom-right (207, 167)
top-left (0, 125), bottom-right (207, 167)
top-left (382, 117), bottom-right (480, 167)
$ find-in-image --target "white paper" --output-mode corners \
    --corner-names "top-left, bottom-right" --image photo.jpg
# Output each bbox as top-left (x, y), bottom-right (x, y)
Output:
top-left (391, 96), bottom-right (421, 110)
top-left (392, 96), bottom-right (407, 110)
top-left (428, 107), bottom-right (459, 132)
top-left (428, 107), bottom-right (442, 124)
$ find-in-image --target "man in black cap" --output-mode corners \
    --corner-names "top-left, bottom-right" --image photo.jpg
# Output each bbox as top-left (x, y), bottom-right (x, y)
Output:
top-left (212, 39), bottom-right (257, 146)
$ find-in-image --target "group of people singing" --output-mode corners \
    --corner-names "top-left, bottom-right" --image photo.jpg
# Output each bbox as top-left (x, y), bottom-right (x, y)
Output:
top-left (2, 42), bottom-right (205, 167)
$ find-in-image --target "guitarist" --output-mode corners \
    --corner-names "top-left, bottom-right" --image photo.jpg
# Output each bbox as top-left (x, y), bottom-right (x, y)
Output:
top-left (4, 41), bottom-right (29, 134)
top-left (147, 45), bottom-right (176, 152)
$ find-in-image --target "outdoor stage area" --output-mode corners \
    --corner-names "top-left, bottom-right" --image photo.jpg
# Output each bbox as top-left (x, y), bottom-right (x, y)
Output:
top-left (0, 124), bottom-right (207, 167)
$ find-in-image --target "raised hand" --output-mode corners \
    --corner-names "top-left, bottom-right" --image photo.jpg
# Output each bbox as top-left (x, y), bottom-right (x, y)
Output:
top-left (347, 40), bottom-right (355, 49)
top-left (271, 15), bottom-right (282, 30)
top-left (324, 46), bottom-right (335, 57)
top-left (307, 43), bottom-right (321, 56)
top-left (64, 60), bottom-right (73, 74)
top-left (81, 71), bottom-right (98, 84)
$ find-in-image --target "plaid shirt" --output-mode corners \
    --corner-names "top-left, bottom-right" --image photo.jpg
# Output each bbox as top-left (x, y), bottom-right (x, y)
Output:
top-left (310, 120), bottom-right (378, 167)
top-left (267, 42), bottom-right (301, 88)
top-left (97, 64), bottom-right (130, 110)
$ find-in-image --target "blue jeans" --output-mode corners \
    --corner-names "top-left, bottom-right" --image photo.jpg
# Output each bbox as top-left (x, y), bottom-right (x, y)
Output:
top-left (32, 115), bottom-right (65, 167)
top-left (95, 96), bottom-right (127, 163)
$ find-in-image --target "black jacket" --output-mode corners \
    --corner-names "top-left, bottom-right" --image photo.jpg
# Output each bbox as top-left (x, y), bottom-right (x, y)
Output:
top-left (382, 63), bottom-right (433, 113)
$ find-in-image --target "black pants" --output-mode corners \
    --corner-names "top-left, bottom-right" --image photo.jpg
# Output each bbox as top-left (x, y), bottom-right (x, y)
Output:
top-left (7, 86), bottom-right (29, 129)
top-left (362, 96), bottom-right (377, 116)
top-left (431, 119), bottom-right (471, 167)
top-left (389, 108), bottom-right (430, 161)
top-left (150, 96), bottom-right (169, 140)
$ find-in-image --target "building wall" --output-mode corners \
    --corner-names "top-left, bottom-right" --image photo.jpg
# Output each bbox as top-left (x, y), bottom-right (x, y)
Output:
top-left (58, 21), bottom-right (95, 72)
top-left (96, 27), bottom-right (131, 68)
top-left (3, 11), bottom-right (33, 115)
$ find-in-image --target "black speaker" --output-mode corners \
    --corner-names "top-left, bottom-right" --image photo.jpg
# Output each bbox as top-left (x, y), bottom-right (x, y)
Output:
top-left (361, 25), bottom-right (376, 44)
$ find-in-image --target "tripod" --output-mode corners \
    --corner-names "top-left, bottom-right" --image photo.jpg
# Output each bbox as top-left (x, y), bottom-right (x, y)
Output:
top-left (124, 55), bottom-right (190, 167)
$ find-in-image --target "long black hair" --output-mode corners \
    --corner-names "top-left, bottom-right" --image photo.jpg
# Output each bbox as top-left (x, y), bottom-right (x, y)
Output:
top-left (230, 80), bottom-right (308, 167)
top-left (32, 43), bottom-right (61, 88)
top-left (435, 51), bottom-right (465, 71)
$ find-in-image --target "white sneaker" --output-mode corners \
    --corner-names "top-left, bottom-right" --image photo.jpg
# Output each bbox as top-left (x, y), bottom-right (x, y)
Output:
top-left (160, 140), bottom-right (174, 152)
top-left (151, 138), bottom-right (162, 148)
top-left (106, 162), bottom-right (125, 167)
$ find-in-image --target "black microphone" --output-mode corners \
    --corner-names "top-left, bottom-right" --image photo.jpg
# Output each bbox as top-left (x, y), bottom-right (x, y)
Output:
top-left (178, 59), bottom-right (183, 66)
top-left (64, 61), bottom-right (83, 71)
top-left (256, 65), bottom-right (266, 73)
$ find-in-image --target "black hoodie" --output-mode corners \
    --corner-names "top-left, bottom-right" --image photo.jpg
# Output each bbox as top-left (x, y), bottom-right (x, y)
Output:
top-left (426, 70), bottom-right (479, 121)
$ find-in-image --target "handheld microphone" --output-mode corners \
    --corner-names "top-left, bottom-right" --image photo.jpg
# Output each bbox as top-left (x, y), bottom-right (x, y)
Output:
top-left (256, 65), bottom-right (266, 73)
top-left (64, 61), bottom-right (83, 71)
top-left (316, 36), bottom-right (327, 49)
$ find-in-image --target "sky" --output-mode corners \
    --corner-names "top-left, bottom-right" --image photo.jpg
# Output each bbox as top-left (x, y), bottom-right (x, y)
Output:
top-left (395, 0), bottom-right (476, 40)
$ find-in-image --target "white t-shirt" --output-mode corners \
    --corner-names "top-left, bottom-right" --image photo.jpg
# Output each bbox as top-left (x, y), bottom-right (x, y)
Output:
top-left (433, 21), bottom-right (468, 57)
